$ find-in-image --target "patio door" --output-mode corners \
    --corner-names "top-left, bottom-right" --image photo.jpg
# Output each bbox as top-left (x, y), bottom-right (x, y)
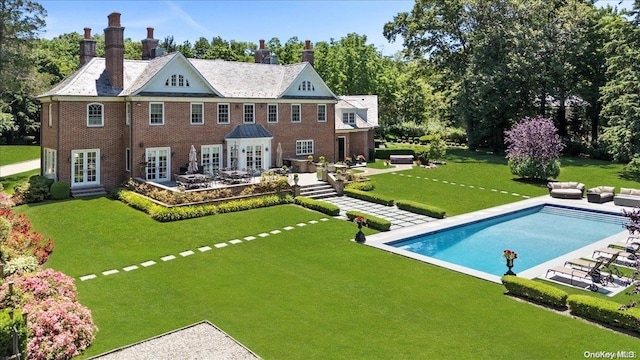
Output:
top-left (145, 147), bottom-right (170, 181)
top-left (337, 137), bottom-right (346, 161)
top-left (71, 149), bottom-right (100, 187)
top-left (201, 145), bottom-right (222, 174)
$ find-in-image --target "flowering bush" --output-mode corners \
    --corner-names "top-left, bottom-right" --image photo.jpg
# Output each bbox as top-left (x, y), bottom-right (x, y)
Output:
top-left (0, 191), bottom-right (14, 209)
top-left (0, 208), bottom-right (54, 264)
top-left (0, 269), bottom-right (77, 308)
top-left (23, 298), bottom-right (97, 360)
top-left (3, 255), bottom-right (39, 276)
top-left (504, 116), bottom-right (564, 180)
top-left (503, 249), bottom-right (518, 260)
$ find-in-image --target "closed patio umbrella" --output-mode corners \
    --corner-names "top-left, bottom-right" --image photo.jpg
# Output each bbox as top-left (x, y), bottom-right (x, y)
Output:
top-left (276, 142), bottom-right (283, 168)
top-left (187, 145), bottom-right (198, 174)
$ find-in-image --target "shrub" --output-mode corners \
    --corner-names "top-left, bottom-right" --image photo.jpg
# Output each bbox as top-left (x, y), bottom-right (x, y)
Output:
top-left (568, 294), bottom-right (640, 334)
top-left (216, 194), bottom-right (292, 214)
top-left (501, 276), bottom-right (568, 309)
top-left (0, 216), bottom-right (11, 242)
top-left (50, 181), bottom-right (70, 200)
top-left (0, 192), bottom-right (14, 208)
top-left (0, 309), bottom-right (27, 358)
top-left (621, 157), bottom-right (640, 182)
top-left (395, 200), bottom-right (446, 219)
top-left (0, 208), bottom-right (54, 265)
top-left (3, 255), bottom-right (39, 276)
top-left (345, 211), bottom-right (391, 231)
top-left (12, 175), bottom-right (54, 204)
top-left (1, 269), bottom-right (78, 308)
top-left (504, 116), bottom-right (564, 180)
top-left (445, 127), bottom-right (467, 145)
top-left (344, 188), bottom-right (394, 206)
top-left (345, 181), bottom-right (374, 191)
top-left (294, 196), bottom-right (340, 216)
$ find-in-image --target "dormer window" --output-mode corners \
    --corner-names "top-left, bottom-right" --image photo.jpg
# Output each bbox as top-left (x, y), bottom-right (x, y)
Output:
top-left (165, 74), bottom-right (190, 87)
top-left (342, 112), bottom-right (355, 125)
top-left (298, 80), bottom-right (314, 91)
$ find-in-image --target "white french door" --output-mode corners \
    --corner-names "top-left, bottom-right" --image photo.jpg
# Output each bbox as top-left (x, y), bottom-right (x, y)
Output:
top-left (201, 145), bottom-right (222, 174)
top-left (145, 147), bottom-right (170, 181)
top-left (71, 149), bottom-right (100, 187)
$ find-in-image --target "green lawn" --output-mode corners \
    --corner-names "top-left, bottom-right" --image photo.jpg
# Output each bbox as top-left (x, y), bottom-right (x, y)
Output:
top-left (0, 145), bottom-right (40, 166)
top-left (0, 169), bottom-right (40, 193)
top-left (17, 198), bottom-right (639, 359)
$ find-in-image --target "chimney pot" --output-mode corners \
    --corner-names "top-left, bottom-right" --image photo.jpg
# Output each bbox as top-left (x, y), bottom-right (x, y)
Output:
top-left (146, 27), bottom-right (154, 39)
top-left (83, 27), bottom-right (92, 39)
top-left (305, 40), bottom-right (311, 50)
top-left (107, 12), bottom-right (121, 27)
top-left (259, 39), bottom-right (265, 49)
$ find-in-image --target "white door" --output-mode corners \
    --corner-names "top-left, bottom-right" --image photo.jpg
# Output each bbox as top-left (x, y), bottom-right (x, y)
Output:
top-left (71, 149), bottom-right (100, 187)
top-left (145, 147), bottom-right (170, 181)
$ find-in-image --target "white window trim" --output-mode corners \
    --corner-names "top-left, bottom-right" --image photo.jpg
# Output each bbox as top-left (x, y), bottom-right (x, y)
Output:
top-left (296, 139), bottom-right (314, 155)
top-left (317, 104), bottom-right (326, 122)
top-left (149, 102), bottom-right (164, 125)
top-left (267, 104), bottom-right (278, 123)
top-left (243, 103), bottom-right (255, 124)
top-left (217, 103), bottom-right (230, 124)
top-left (291, 104), bottom-right (301, 123)
top-left (48, 104), bottom-right (52, 127)
top-left (126, 103), bottom-right (131, 125)
top-left (191, 102), bottom-right (204, 125)
top-left (125, 148), bottom-right (131, 172)
top-left (343, 112), bottom-right (356, 125)
top-left (43, 148), bottom-right (56, 179)
top-left (87, 103), bottom-right (104, 127)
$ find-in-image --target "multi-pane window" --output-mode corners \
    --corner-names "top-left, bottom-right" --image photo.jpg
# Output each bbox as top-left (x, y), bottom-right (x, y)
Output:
top-left (191, 103), bottom-right (203, 124)
top-left (165, 74), bottom-right (190, 87)
top-left (267, 104), bottom-right (278, 123)
top-left (125, 148), bottom-right (131, 172)
top-left (43, 148), bottom-right (56, 179)
top-left (201, 145), bottom-right (222, 173)
top-left (149, 102), bottom-right (164, 125)
top-left (48, 104), bottom-right (52, 127)
top-left (243, 104), bottom-right (255, 123)
top-left (317, 104), bottom-right (326, 122)
top-left (342, 112), bottom-right (355, 124)
top-left (218, 103), bottom-right (230, 124)
top-left (298, 81), bottom-right (314, 91)
top-left (87, 103), bottom-right (103, 127)
top-left (296, 140), bottom-right (314, 155)
top-left (291, 104), bottom-right (301, 123)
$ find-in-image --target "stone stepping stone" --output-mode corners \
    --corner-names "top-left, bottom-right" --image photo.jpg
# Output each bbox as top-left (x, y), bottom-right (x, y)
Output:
top-left (443, 180), bottom-right (448, 183)
top-left (283, 226), bottom-right (295, 231)
top-left (258, 233), bottom-right (270, 238)
top-left (500, 190), bottom-right (508, 194)
top-left (270, 230), bottom-right (282, 235)
top-left (296, 223), bottom-right (307, 227)
top-left (308, 220), bottom-right (318, 224)
top-left (469, 185), bottom-right (475, 188)
top-left (491, 189), bottom-right (498, 192)
top-left (161, 255), bottom-right (176, 262)
top-left (123, 265), bottom-right (139, 272)
top-left (141, 260), bottom-right (156, 267)
top-left (80, 274), bottom-right (97, 281)
top-left (243, 236), bottom-right (256, 241)
top-left (479, 187), bottom-right (485, 190)
top-left (522, 195), bottom-right (530, 199)
top-left (214, 242), bottom-right (228, 248)
top-left (511, 193), bottom-right (520, 196)
top-left (180, 250), bottom-right (195, 257)
top-left (230, 239), bottom-right (244, 244)
top-left (102, 269), bottom-right (119, 276)
top-left (198, 246), bottom-right (212, 252)
top-left (320, 218), bottom-right (329, 222)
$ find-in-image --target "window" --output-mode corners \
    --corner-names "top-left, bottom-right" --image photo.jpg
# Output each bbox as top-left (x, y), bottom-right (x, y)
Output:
top-left (218, 103), bottom-right (229, 124)
top-left (48, 104), bottom-right (52, 127)
top-left (342, 112), bottom-right (355, 124)
top-left (298, 80), bottom-right (314, 91)
top-left (43, 148), bottom-right (56, 179)
top-left (201, 145), bottom-right (222, 173)
top-left (291, 104), bottom-right (301, 123)
top-left (296, 140), bottom-right (314, 155)
top-left (149, 102), bottom-right (164, 125)
top-left (243, 104), bottom-right (255, 124)
top-left (126, 103), bottom-right (131, 125)
top-left (317, 104), bottom-right (326, 122)
top-left (165, 74), bottom-right (190, 87)
top-left (267, 104), bottom-right (278, 123)
top-left (87, 103), bottom-right (103, 127)
top-left (125, 148), bottom-right (131, 172)
top-left (191, 103), bottom-right (203, 125)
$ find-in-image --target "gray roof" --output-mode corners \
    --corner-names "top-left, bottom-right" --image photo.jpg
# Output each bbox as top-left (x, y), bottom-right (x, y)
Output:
top-left (337, 95), bottom-right (379, 127)
top-left (224, 124), bottom-right (273, 139)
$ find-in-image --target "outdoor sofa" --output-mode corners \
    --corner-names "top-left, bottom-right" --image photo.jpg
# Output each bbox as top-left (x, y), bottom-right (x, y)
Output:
top-left (614, 187), bottom-right (640, 207)
top-left (547, 181), bottom-right (585, 199)
top-left (586, 186), bottom-right (615, 203)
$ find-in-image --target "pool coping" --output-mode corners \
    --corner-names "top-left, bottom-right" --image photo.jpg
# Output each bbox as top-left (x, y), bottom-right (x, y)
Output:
top-left (365, 195), bottom-right (632, 286)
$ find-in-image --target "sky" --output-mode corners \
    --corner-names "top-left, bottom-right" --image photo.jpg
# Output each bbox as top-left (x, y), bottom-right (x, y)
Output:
top-left (39, 0), bottom-right (415, 56)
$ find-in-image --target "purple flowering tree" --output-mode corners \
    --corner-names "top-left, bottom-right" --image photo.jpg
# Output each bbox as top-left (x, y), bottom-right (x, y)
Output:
top-left (504, 116), bottom-right (565, 180)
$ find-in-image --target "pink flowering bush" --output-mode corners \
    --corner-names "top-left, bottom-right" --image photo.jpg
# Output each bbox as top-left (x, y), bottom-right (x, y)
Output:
top-left (23, 298), bottom-right (97, 360)
top-left (504, 116), bottom-right (565, 180)
top-left (0, 208), bottom-right (54, 264)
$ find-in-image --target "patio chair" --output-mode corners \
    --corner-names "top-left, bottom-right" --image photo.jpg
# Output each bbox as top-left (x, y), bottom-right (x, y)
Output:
top-left (546, 260), bottom-right (607, 291)
top-left (592, 246), bottom-right (637, 262)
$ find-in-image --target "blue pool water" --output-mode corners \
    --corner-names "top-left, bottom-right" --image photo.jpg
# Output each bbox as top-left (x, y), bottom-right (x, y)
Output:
top-left (389, 205), bottom-right (626, 277)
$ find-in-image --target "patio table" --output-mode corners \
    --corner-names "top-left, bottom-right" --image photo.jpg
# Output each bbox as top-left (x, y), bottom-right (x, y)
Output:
top-left (177, 174), bottom-right (212, 189)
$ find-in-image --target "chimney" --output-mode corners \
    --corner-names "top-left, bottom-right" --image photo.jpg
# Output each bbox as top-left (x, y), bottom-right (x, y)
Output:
top-left (79, 27), bottom-right (96, 66)
top-left (254, 39), bottom-right (271, 64)
top-left (104, 12), bottom-right (125, 88)
top-left (141, 27), bottom-right (159, 60)
top-left (302, 40), bottom-right (314, 66)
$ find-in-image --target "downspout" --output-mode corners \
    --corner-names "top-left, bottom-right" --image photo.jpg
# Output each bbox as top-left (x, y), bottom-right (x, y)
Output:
top-left (54, 96), bottom-right (60, 181)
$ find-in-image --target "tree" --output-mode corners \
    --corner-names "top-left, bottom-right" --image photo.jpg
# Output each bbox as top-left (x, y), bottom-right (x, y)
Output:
top-left (504, 116), bottom-right (564, 180)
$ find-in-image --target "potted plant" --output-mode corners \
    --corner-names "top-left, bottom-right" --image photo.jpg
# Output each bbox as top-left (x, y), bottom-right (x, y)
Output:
top-left (503, 249), bottom-right (517, 276)
top-left (307, 155), bottom-right (314, 164)
top-left (293, 173), bottom-right (299, 185)
top-left (335, 169), bottom-right (343, 181)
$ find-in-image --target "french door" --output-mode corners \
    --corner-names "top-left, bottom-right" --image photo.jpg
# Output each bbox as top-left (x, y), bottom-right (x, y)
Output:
top-left (145, 147), bottom-right (170, 181)
top-left (71, 149), bottom-right (100, 187)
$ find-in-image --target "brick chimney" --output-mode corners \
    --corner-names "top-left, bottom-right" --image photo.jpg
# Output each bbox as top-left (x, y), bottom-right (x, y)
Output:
top-left (104, 12), bottom-right (124, 88)
top-left (79, 27), bottom-right (96, 66)
top-left (302, 40), bottom-right (314, 66)
top-left (254, 39), bottom-right (271, 64)
top-left (141, 27), bottom-right (159, 60)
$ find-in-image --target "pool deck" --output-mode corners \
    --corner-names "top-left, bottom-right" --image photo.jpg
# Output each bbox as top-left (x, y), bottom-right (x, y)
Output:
top-left (365, 195), bottom-right (636, 296)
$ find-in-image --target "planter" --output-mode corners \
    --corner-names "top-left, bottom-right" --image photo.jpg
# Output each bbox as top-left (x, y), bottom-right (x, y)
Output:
top-left (504, 258), bottom-right (516, 276)
top-left (316, 166), bottom-right (324, 181)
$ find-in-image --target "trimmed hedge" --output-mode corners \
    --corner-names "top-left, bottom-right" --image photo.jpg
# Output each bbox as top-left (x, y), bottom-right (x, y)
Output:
top-left (396, 200), bottom-right (446, 219)
top-left (345, 188), bottom-right (394, 206)
top-left (373, 148), bottom-right (416, 160)
top-left (568, 294), bottom-right (640, 334)
top-left (50, 181), bottom-right (70, 200)
top-left (501, 276), bottom-right (568, 309)
top-left (294, 196), bottom-right (340, 216)
top-left (345, 181), bottom-right (374, 191)
top-left (345, 210), bottom-right (391, 231)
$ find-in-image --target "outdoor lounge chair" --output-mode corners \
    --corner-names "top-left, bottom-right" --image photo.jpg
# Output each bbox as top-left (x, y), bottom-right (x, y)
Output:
top-left (546, 260), bottom-right (608, 291)
top-left (592, 247), bottom-right (637, 262)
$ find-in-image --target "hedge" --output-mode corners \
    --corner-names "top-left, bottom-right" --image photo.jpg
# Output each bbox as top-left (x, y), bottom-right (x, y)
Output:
top-left (294, 196), bottom-right (340, 216)
top-left (396, 200), bottom-right (446, 219)
top-left (344, 188), bottom-right (394, 206)
top-left (345, 210), bottom-right (391, 231)
top-left (568, 294), bottom-right (640, 334)
top-left (373, 148), bottom-right (416, 160)
top-left (50, 181), bottom-right (70, 200)
top-left (345, 181), bottom-right (374, 191)
top-left (501, 276), bottom-right (568, 309)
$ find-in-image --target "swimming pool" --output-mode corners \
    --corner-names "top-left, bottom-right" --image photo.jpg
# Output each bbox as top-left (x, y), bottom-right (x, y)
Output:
top-left (386, 204), bottom-right (626, 278)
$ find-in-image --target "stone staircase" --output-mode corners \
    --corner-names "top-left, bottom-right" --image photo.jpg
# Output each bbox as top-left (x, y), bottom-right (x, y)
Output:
top-left (71, 185), bottom-right (108, 198)
top-left (299, 183), bottom-right (338, 199)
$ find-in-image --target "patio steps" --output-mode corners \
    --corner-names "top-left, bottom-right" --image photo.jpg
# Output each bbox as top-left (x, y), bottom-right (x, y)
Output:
top-left (299, 183), bottom-right (338, 199)
top-left (71, 185), bottom-right (108, 198)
